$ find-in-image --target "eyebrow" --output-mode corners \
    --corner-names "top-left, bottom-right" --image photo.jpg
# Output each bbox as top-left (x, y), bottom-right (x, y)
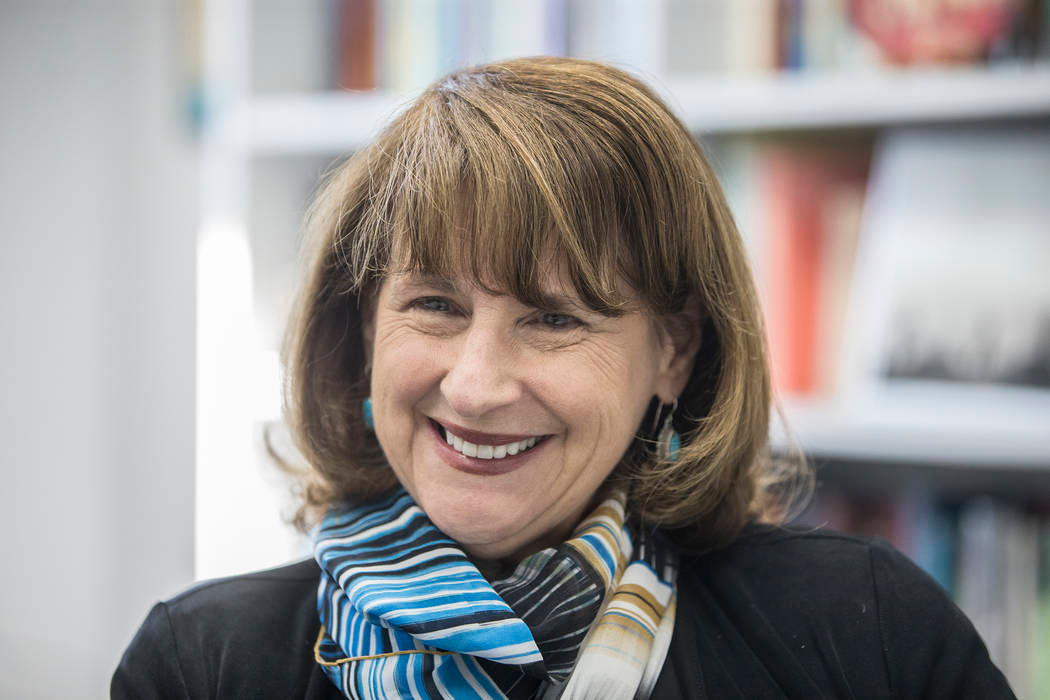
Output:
top-left (396, 272), bottom-right (609, 316)
top-left (540, 293), bottom-right (592, 313)
top-left (397, 274), bottom-right (460, 294)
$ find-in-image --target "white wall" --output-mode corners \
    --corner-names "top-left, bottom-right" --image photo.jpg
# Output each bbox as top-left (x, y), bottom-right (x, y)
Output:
top-left (0, 2), bottom-right (197, 697)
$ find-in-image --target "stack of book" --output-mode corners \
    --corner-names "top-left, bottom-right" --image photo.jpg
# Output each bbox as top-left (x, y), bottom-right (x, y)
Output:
top-left (258, 0), bottom-right (1050, 94)
top-left (713, 126), bottom-right (1050, 400)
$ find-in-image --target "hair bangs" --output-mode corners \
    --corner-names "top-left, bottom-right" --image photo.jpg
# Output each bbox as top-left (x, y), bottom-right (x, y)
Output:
top-left (361, 84), bottom-right (636, 315)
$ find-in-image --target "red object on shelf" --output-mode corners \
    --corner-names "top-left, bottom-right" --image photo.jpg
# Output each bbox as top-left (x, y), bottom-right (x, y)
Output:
top-left (850, 0), bottom-right (1016, 64)
top-left (338, 0), bottom-right (376, 90)
top-left (765, 151), bottom-right (824, 394)
top-left (763, 146), bottom-right (869, 396)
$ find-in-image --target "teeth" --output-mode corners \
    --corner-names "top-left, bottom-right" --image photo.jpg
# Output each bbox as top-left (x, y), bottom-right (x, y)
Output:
top-left (442, 427), bottom-right (542, 460)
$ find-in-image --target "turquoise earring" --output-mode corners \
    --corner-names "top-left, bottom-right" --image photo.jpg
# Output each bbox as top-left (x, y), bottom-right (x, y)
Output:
top-left (362, 397), bottom-right (374, 430)
top-left (654, 399), bottom-right (680, 462)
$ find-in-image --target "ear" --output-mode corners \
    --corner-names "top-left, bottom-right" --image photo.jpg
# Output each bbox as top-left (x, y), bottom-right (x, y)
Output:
top-left (653, 296), bottom-right (704, 404)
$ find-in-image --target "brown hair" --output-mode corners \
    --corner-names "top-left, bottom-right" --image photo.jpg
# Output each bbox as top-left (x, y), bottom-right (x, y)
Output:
top-left (280, 57), bottom-right (810, 552)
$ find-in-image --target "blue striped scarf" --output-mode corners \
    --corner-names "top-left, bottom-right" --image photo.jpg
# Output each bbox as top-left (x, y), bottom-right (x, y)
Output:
top-left (314, 488), bottom-right (677, 700)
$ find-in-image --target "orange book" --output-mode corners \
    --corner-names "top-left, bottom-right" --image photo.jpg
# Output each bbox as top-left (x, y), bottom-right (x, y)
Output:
top-left (763, 145), bottom-right (869, 395)
top-left (764, 149), bottom-right (822, 394)
top-left (338, 0), bottom-right (376, 90)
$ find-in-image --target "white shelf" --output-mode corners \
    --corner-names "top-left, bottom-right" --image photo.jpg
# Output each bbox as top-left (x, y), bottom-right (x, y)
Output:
top-left (222, 91), bottom-right (414, 154)
top-left (223, 64), bottom-right (1050, 154)
top-left (772, 383), bottom-right (1050, 468)
top-left (661, 64), bottom-right (1050, 133)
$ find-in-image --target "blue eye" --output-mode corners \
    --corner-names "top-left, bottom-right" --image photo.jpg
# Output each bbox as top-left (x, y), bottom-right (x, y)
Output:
top-left (415, 297), bottom-right (452, 312)
top-left (539, 312), bottom-right (578, 329)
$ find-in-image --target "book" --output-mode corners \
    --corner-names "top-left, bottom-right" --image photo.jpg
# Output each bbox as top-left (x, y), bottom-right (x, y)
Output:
top-left (663, 0), bottom-right (777, 76)
top-left (899, 490), bottom-right (956, 594)
top-left (760, 142), bottom-right (869, 396)
top-left (851, 0), bottom-right (1017, 64)
top-left (378, 0), bottom-right (441, 92)
top-left (487, 0), bottom-right (566, 62)
top-left (568, 0), bottom-right (664, 76)
top-left (338, 0), bottom-right (377, 90)
top-left (1034, 518), bottom-right (1050, 698)
top-left (800, 0), bottom-right (849, 70)
top-left (840, 127), bottom-right (1050, 401)
top-left (953, 498), bottom-right (1041, 691)
top-left (1002, 510), bottom-right (1039, 699)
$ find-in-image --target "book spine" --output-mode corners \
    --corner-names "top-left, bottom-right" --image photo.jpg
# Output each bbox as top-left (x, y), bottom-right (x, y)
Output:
top-left (338, 0), bottom-right (377, 90)
top-left (764, 149), bottom-right (824, 394)
top-left (1034, 519), bottom-right (1050, 697)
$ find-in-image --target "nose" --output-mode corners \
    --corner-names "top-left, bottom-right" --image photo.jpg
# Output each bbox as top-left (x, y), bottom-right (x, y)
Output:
top-left (440, 320), bottom-right (522, 419)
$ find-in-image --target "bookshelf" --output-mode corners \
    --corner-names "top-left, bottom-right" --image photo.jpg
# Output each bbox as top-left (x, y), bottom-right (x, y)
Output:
top-left (662, 64), bottom-right (1050, 132)
top-left (224, 65), bottom-right (1050, 154)
top-left (209, 73), bottom-right (1050, 473)
top-left (197, 1), bottom-right (1050, 693)
top-left (774, 387), bottom-right (1050, 467)
top-left (214, 69), bottom-right (1050, 470)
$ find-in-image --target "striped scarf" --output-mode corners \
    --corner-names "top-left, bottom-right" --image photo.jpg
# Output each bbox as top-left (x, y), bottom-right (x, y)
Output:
top-left (314, 488), bottom-right (677, 700)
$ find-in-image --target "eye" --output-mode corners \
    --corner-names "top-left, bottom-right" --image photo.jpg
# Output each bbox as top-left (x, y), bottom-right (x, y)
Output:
top-left (537, 311), bottom-right (581, 330)
top-left (412, 297), bottom-right (453, 313)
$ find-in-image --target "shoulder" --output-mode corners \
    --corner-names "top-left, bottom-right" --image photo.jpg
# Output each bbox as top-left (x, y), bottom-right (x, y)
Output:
top-left (112, 559), bottom-right (329, 699)
top-left (688, 523), bottom-right (887, 576)
top-left (163, 557), bottom-right (320, 627)
top-left (672, 526), bottom-right (1014, 699)
top-left (160, 557), bottom-right (321, 662)
top-left (684, 524), bottom-right (970, 613)
top-left (681, 525), bottom-right (909, 622)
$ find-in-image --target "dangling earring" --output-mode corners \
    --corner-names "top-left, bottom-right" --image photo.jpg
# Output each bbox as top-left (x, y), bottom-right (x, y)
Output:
top-left (362, 397), bottom-right (374, 430)
top-left (653, 398), bottom-right (680, 462)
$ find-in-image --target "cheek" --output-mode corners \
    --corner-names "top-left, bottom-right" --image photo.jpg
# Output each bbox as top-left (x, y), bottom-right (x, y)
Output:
top-left (573, 334), bottom-right (660, 404)
top-left (372, 321), bottom-right (439, 379)
top-left (535, 337), bottom-right (659, 444)
top-left (370, 327), bottom-right (443, 436)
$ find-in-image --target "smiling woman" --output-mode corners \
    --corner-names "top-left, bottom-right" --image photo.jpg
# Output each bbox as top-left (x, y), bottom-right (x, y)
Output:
top-left (112, 58), bottom-right (1014, 700)
top-left (365, 269), bottom-right (690, 567)
top-left (285, 57), bottom-right (775, 557)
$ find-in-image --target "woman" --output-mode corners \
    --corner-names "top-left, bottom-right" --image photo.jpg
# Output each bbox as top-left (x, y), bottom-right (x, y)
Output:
top-left (113, 58), bottom-right (1013, 699)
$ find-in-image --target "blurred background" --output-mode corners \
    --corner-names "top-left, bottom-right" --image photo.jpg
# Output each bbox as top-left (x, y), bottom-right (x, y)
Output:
top-left (2, 0), bottom-right (1049, 697)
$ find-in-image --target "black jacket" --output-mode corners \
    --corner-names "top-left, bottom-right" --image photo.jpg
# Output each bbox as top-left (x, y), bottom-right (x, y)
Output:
top-left (112, 526), bottom-right (1015, 699)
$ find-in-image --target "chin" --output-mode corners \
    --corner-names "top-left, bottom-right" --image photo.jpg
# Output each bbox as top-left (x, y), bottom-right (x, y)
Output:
top-left (416, 486), bottom-right (541, 559)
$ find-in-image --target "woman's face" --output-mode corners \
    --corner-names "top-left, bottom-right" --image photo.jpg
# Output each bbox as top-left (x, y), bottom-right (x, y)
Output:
top-left (364, 267), bottom-right (690, 564)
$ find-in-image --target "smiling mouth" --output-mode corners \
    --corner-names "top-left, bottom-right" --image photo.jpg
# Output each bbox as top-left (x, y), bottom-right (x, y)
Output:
top-left (429, 419), bottom-right (548, 460)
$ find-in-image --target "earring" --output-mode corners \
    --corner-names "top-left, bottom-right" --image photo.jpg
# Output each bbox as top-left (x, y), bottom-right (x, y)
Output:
top-left (654, 399), bottom-right (680, 462)
top-left (362, 397), bottom-right (374, 430)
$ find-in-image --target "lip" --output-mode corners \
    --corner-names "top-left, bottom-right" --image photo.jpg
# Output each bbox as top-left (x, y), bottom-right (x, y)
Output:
top-left (427, 419), bottom-right (550, 476)
top-left (429, 419), bottom-right (542, 446)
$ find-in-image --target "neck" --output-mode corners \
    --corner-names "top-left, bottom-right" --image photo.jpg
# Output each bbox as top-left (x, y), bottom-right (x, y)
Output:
top-left (463, 493), bottom-right (608, 580)
top-left (465, 524), bottom-right (573, 581)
